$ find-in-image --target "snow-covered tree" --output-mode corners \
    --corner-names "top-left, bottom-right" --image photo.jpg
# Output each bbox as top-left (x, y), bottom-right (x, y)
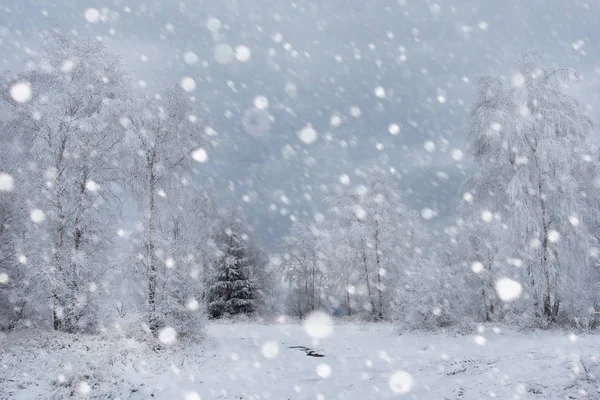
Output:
top-left (207, 206), bottom-right (258, 318)
top-left (325, 236), bottom-right (360, 316)
top-left (0, 29), bottom-right (128, 331)
top-left (453, 200), bottom-right (506, 322)
top-left (145, 184), bottom-right (218, 337)
top-left (0, 115), bottom-right (25, 328)
top-left (245, 242), bottom-right (281, 317)
top-left (281, 222), bottom-right (328, 318)
top-left (121, 86), bottom-right (206, 331)
top-left (328, 168), bottom-right (426, 319)
top-left (460, 54), bottom-right (600, 326)
top-left (327, 184), bottom-right (374, 317)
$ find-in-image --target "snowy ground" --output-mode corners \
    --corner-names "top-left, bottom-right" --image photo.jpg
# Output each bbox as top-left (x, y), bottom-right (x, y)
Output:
top-left (2, 321), bottom-right (600, 399)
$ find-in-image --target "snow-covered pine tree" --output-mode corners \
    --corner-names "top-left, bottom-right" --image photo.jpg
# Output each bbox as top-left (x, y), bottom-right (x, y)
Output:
top-left (208, 207), bottom-right (257, 318)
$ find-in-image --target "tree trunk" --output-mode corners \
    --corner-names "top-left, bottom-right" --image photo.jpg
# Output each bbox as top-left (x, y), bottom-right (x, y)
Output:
top-left (374, 221), bottom-right (383, 320)
top-left (304, 257), bottom-right (310, 314)
top-left (66, 168), bottom-right (87, 331)
top-left (536, 160), bottom-right (553, 319)
top-left (527, 262), bottom-right (540, 318)
top-left (148, 162), bottom-right (158, 332)
top-left (345, 272), bottom-right (352, 316)
top-left (551, 249), bottom-right (561, 322)
top-left (52, 136), bottom-right (68, 331)
top-left (482, 288), bottom-right (490, 322)
top-left (361, 238), bottom-right (376, 318)
top-left (346, 289), bottom-right (352, 316)
top-left (311, 260), bottom-right (316, 311)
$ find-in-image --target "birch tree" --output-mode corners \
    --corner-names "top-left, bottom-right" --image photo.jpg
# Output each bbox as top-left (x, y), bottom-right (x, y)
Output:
top-left (462, 54), bottom-right (600, 326)
top-left (328, 169), bottom-right (425, 319)
top-left (281, 222), bottom-right (328, 318)
top-left (122, 86), bottom-right (206, 332)
top-left (156, 185), bottom-right (217, 337)
top-left (0, 29), bottom-right (128, 331)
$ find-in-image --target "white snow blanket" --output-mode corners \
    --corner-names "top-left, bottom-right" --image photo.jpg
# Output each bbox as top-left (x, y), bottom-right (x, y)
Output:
top-left (2, 322), bottom-right (599, 399)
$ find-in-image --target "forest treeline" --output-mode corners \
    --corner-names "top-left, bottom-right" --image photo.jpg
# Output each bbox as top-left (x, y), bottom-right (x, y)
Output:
top-left (1, 30), bottom-right (599, 340)
top-left (0, 29), bottom-right (277, 339)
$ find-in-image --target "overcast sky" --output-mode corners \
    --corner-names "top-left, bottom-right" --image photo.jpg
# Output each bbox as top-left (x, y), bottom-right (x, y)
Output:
top-left (2, 0), bottom-right (600, 250)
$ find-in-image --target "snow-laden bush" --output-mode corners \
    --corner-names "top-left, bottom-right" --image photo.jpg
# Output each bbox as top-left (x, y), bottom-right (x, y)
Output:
top-left (395, 257), bottom-right (473, 332)
top-left (2, 328), bottom-right (207, 398)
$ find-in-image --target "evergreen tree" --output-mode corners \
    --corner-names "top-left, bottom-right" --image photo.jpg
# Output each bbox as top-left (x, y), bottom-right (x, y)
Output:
top-left (208, 208), bottom-right (257, 318)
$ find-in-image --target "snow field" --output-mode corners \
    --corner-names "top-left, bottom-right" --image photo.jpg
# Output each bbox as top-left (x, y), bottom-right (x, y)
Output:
top-left (2, 322), bottom-right (599, 399)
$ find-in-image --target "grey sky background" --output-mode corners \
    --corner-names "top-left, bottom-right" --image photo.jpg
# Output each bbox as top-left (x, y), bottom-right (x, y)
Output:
top-left (2, 0), bottom-right (600, 250)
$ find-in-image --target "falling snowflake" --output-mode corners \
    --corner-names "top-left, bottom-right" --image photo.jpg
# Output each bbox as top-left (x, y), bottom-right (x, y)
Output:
top-left (481, 211), bottom-right (493, 222)
top-left (206, 17), bottom-right (222, 32)
top-left (495, 278), bottom-right (523, 302)
top-left (253, 96), bottom-right (269, 110)
top-left (261, 341), bottom-right (279, 358)
top-left (330, 114), bottom-right (342, 127)
top-left (388, 123), bottom-right (401, 135)
top-left (0, 173), bottom-right (14, 191)
top-left (547, 230), bottom-right (560, 243)
top-left (388, 370), bottom-right (414, 394)
top-left (191, 148), bottom-right (209, 163)
top-left (180, 77), bottom-right (196, 92)
top-left (10, 82), bottom-right (32, 103)
top-left (185, 393), bottom-right (201, 400)
top-left (303, 311), bottom-right (334, 339)
top-left (569, 215), bottom-right (580, 227)
top-left (471, 262), bottom-right (484, 273)
top-left (30, 209), bottom-right (46, 223)
top-left (61, 59), bottom-right (75, 73)
top-left (451, 149), bottom-right (464, 162)
top-left (186, 298), bottom-right (200, 311)
top-left (85, 180), bottom-right (99, 192)
top-left (374, 86), bottom-right (386, 98)
top-left (349, 106), bottom-right (361, 118)
top-left (184, 51), bottom-right (199, 64)
top-left (316, 363), bottom-right (331, 378)
top-left (83, 8), bottom-right (100, 23)
top-left (420, 208), bottom-right (436, 220)
top-left (158, 326), bottom-right (178, 344)
top-left (474, 335), bottom-right (486, 345)
top-left (235, 45), bottom-right (251, 62)
top-left (77, 381), bottom-right (91, 395)
top-left (512, 73), bottom-right (525, 88)
top-left (298, 125), bottom-right (318, 145)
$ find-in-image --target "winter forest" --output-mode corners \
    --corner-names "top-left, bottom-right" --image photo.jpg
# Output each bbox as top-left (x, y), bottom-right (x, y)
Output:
top-left (2, 1), bottom-right (600, 399)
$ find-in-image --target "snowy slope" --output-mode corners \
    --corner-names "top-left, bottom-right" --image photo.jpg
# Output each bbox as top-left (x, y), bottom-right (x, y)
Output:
top-left (2, 322), bottom-right (599, 399)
